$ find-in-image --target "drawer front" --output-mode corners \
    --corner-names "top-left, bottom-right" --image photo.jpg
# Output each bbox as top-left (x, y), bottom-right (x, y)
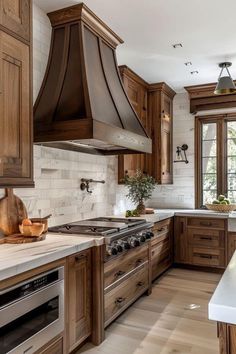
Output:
top-left (190, 247), bottom-right (225, 267)
top-left (104, 245), bottom-right (148, 289)
top-left (152, 218), bottom-right (171, 234)
top-left (105, 263), bottom-right (148, 326)
top-left (151, 231), bottom-right (170, 248)
top-left (151, 237), bottom-right (170, 258)
top-left (187, 217), bottom-right (225, 230)
top-left (188, 229), bottom-right (225, 248)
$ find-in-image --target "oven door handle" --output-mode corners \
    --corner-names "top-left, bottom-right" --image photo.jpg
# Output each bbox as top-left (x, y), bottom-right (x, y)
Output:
top-left (0, 280), bottom-right (64, 328)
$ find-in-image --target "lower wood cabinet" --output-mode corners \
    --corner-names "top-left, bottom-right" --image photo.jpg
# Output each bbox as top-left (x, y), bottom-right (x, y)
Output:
top-left (228, 232), bottom-right (236, 263)
top-left (151, 218), bottom-right (173, 281)
top-left (218, 322), bottom-right (236, 354)
top-left (67, 249), bottom-right (92, 353)
top-left (174, 216), bottom-right (227, 269)
top-left (104, 262), bottom-right (149, 327)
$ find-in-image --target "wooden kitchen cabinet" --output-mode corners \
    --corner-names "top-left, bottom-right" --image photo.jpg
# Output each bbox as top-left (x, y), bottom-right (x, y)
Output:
top-left (147, 83), bottom-right (176, 184)
top-left (118, 66), bottom-right (176, 184)
top-left (0, 0), bottom-right (33, 187)
top-left (151, 218), bottom-right (173, 281)
top-left (0, 0), bottom-right (30, 42)
top-left (118, 65), bottom-right (149, 183)
top-left (67, 249), bottom-right (92, 353)
top-left (174, 216), bottom-right (189, 263)
top-left (174, 216), bottom-right (227, 268)
top-left (218, 322), bottom-right (236, 354)
top-left (228, 232), bottom-right (236, 263)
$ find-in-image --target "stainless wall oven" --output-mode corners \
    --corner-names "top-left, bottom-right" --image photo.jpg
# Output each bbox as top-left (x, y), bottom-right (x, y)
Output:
top-left (0, 267), bottom-right (64, 354)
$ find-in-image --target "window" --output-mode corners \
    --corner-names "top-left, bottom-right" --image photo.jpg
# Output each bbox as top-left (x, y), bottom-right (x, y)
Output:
top-left (195, 114), bottom-right (236, 208)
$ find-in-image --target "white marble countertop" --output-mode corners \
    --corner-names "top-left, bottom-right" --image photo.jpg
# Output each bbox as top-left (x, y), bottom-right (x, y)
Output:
top-left (0, 233), bottom-right (104, 282)
top-left (209, 250), bottom-right (236, 325)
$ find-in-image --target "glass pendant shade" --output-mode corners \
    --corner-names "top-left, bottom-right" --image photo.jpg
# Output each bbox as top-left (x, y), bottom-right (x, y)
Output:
top-left (214, 62), bottom-right (236, 95)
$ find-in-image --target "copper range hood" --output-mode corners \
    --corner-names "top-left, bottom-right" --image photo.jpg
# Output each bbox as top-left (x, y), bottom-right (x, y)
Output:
top-left (34, 4), bottom-right (152, 155)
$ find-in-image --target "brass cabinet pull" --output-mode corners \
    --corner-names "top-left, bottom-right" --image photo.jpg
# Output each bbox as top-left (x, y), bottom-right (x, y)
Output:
top-left (75, 254), bottom-right (86, 262)
top-left (115, 297), bottom-right (126, 305)
top-left (115, 270), bottom-right (125, 278)
top-left (137, 281), bottom-right (145, 287)
top-left (136, 258), bottom-right (143, 265)
top-left (199, 236), bottom-right (212, 240)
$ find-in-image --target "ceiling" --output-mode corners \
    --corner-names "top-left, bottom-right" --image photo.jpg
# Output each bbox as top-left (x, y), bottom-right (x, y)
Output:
top-left (34, 0), bottom-right (236, 92)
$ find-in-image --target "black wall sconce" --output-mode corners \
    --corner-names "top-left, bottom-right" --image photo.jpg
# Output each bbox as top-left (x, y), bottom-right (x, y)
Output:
top-left (174, 144), bottom-right (189, 164)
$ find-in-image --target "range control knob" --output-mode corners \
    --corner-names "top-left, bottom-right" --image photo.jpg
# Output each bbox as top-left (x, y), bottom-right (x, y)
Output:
top-left (139, 235), bottom-right (146, 242)
top-left (130, 237), bottom-right (140, 247)
top-left (145, 231), bottom-right (154, 239)
top-left (116, 244), bottom-right (123, 253)
top-left (123, 241), bottom-right (131, 250)
top-left (107, 246), bottom-right (118, 256)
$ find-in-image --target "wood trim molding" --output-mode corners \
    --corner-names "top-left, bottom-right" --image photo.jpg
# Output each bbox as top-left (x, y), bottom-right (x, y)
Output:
top-left (185, 83), bottom-right (236, 114)
top-left (149, 82), bottom-right (176, 99)
top-left (119, 65), bottom-right (149, 88)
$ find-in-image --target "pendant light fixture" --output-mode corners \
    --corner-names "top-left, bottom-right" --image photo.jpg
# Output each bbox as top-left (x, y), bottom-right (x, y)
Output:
top-left (214, 62), bottom-right (236, 95)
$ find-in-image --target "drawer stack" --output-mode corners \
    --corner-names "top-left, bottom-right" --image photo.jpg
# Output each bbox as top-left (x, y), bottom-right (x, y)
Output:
top-left (151, 218), bottom-right (173, 281)
top-left (104, 244), bottom-right (149, 327)
top-left (174, 216), bottom-right (227, 269)
top-left (187, 217), bottom-right (226, 268)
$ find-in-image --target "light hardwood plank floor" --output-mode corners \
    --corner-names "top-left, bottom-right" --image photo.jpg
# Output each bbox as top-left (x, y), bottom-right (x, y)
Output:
top-left (77, 268), bottom-right (221, 354)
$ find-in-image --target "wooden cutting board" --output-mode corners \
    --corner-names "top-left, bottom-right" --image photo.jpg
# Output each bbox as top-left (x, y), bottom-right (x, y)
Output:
top-left (4, 233), bottom-right (46, 244)
top-left (0, 188), bottom-right (28, 236)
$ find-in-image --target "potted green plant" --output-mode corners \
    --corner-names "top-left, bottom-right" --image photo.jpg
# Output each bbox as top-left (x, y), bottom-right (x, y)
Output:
top-left (124, 170), bottom-right (155, 215)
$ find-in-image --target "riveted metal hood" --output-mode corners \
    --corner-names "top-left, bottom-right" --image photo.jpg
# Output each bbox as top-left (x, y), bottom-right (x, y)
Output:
top-left (34, 3), bottom-right (152, 155)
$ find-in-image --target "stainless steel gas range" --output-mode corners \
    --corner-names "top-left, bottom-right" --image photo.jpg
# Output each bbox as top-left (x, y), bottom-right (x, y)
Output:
top-left (49, 217), bottom-right (154, 260)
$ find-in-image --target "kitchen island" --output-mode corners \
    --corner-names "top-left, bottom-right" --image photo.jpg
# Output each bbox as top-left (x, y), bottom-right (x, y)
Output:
top-left (209, 250), bottom-right (236, 353)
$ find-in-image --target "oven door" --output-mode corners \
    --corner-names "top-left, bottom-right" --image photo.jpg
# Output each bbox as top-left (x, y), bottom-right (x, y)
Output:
top-left (0, 279), bottom-right (64, 354)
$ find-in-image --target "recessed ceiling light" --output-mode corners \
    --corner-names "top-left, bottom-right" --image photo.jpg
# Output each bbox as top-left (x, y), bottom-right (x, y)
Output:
top-left (172, 43), bottom-right (183, 48)
top-left (190, 70), bottom-right (199, 75)
top-left (184, 62), bottom-right (192, 66)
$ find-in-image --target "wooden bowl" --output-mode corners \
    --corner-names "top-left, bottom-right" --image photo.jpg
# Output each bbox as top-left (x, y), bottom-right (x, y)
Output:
top-left (19, 223), bottom-right (44, 237)
top-left (31, 218), bottom-right (48, 233)
top-left (205, 203), bottom-right (236, 213)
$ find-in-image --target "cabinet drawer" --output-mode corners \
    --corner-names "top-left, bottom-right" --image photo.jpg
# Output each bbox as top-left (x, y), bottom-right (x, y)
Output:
top-left (190, 247), bottom-right (225, 267)
top-left (151, 237), bottom-right (170, 258)
top-left (152, 218), bottom-right (171, 234)
top-left (187, 217), bottom-right (225, 230)
top-left (105, 263), bottom-right (148, 326)
top-left (151, 231), bottom-right (170, 248)
top-left (104, 244), bottom-right (148, 289)
top-left (152, 254), bottom-right (171, 281)
top-left (188, 229), bottom-right (225, 248)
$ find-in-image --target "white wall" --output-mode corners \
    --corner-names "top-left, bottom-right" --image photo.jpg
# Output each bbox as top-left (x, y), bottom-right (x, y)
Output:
top-left (0, 4), bottom-right (196, 226)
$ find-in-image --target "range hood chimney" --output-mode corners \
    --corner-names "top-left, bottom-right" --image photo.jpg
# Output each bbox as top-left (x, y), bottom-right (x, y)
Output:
top-left (34, 3), bottom-right (152, 155)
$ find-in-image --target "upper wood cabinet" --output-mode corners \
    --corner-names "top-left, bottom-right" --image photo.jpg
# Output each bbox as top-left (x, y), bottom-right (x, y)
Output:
top-left (148, 83), bottom-right (175, 184)
top-left (118, 66), bottom-right (175, 184)
top-left (67, 249), bottom-right (92, 353)
top-left (0, 0), bottom-right (30, 42)
top-left (0, 0), bottom-right (33, 187)
top-left (118, 66), bottom-right (149, 183)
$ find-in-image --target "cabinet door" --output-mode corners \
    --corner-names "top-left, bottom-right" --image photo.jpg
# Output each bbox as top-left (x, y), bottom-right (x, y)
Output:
top-left (228, 232), bottom-right (236, 263)
top-left (174, 217), bottom-right (189, 263)
top-left (0, 31), bottom-right (33, 186)
top-left (118, 74), bottom-right (147, 183)
top-left (161, 114), bottom-right (172, 184)
top-left (67, 249), bottom-right (92, 352)
top-left (0, 0), bottom-right (30, 42)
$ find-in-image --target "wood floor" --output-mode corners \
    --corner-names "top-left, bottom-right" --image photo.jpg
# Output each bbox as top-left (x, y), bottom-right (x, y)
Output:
top-left (77, 268), bottom-right (221, 354)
